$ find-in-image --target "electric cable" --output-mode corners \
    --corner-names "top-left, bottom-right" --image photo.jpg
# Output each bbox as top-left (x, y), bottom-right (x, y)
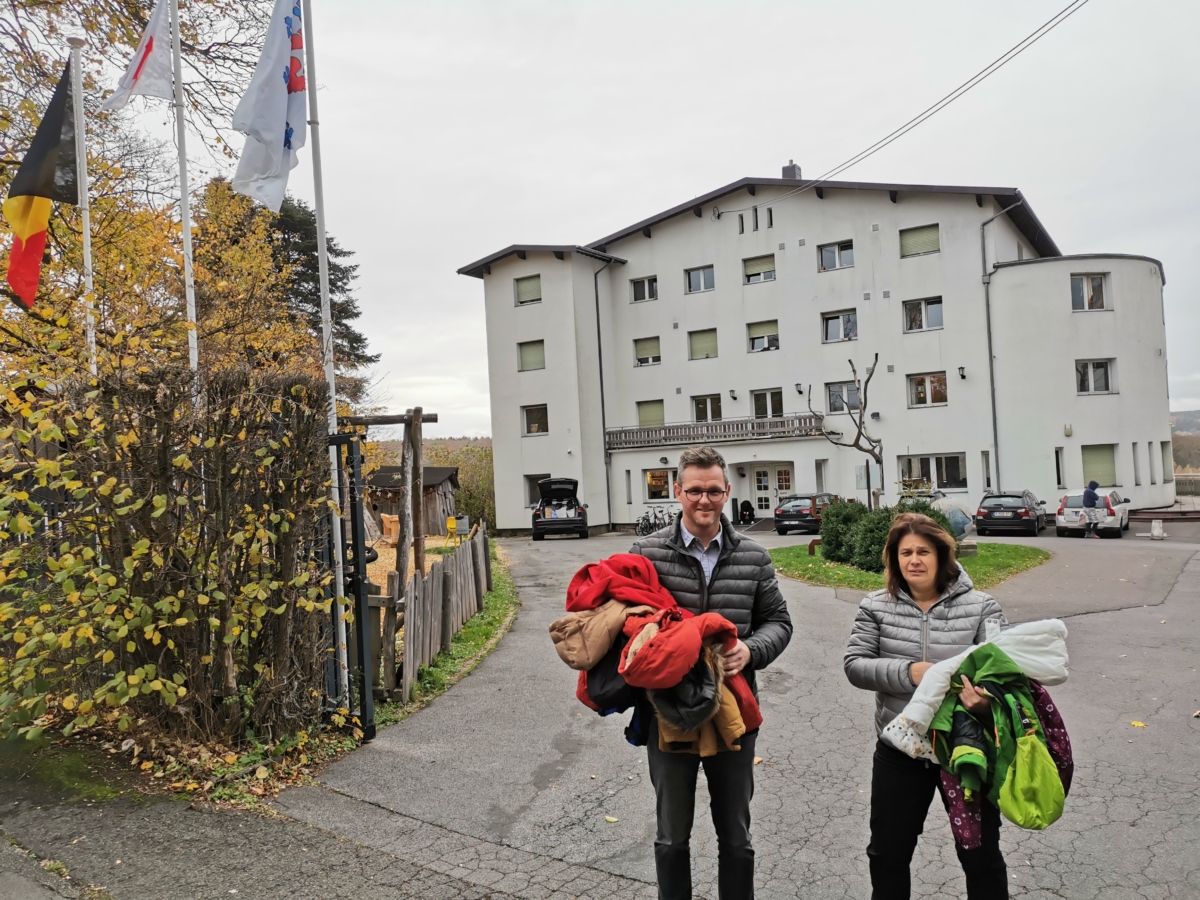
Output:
top-left (713, 0), bottom-right (1093, 219)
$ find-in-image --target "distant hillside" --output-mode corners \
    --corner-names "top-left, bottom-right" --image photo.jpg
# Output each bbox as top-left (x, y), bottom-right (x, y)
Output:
top-left (1171, 410), bottom-right (1200, 434)
top-left (377, 436), bottom-right (491, 458)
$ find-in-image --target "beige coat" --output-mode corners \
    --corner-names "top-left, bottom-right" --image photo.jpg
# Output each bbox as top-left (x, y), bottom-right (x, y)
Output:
top-left (549, 600), bottom-right (655, 671)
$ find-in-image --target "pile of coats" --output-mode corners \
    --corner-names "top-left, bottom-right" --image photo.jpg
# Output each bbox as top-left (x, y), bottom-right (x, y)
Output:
top-left (549, 554), bottom-right (761, 756)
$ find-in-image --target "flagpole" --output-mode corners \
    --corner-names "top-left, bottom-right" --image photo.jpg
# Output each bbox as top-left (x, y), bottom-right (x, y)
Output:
top-left (66, 38), bottom-right (97, 376)
top-left (300, 0), bottom-right (349, 703)
top-left (168, 0), bottom-right (198, 373)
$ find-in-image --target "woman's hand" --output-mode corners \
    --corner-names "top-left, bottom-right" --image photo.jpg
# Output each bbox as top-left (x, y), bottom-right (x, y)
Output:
top-left (960, 675), bottom-right (991, 716)
top-left (909, 661), bottom-right (933, 685)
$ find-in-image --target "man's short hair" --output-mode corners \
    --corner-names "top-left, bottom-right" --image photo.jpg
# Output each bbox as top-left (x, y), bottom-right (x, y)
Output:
top-left (675, 446), bottom-right (729, 485)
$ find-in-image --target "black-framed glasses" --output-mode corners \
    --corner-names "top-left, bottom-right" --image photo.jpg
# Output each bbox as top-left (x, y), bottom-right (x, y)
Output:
top-left (682, 488), bottom-right (728, 501)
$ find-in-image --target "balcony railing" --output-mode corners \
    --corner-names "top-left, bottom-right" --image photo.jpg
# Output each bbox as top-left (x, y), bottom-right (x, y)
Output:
top-left (606, 413), bottom-right (825, 451)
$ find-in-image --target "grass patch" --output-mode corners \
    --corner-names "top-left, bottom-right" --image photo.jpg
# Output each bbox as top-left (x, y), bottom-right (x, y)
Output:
top-left (771, 542), bottom-right (1051, 593)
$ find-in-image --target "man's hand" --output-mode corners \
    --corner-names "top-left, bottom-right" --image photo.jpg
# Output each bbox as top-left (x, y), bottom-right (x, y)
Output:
top-left (909, 661), bottom-right (934, 686)
top-left (723, 639), bottom-right (751, 676)
top-left (959, 675), bottom-right (991, 716)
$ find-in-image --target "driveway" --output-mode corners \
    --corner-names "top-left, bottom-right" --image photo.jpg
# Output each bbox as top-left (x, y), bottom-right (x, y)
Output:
top-left (271, 529), bottom-right (1200, 899)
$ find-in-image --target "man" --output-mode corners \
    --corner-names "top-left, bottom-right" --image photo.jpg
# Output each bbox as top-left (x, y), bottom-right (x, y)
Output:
top-left (630, 445), bottom-right (793, 900)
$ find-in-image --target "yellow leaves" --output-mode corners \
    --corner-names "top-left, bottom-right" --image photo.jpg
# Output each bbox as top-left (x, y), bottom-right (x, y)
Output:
top-left (1131, 721), bottom-right (1147, 728)
top-left (78, 699), bottom-right (93, 714)
top-left (148, 680), bottom-right (163, 691)
top-left (61, 694), bottom-right (78, 711)
top-left (127, 674), bottom-right (141, 686)
top-left (13, 631), bottom-right (27, 644)
top-left (102, 649), bottom-right (115, 664)
top-left (604, 816), bottom-right (619, 824)
top-left (255, 766), bottom-right (269, 780)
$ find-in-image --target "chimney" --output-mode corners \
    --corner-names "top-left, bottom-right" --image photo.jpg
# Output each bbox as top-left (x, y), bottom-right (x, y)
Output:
top-left (782, 159), bottom-right (801, 180)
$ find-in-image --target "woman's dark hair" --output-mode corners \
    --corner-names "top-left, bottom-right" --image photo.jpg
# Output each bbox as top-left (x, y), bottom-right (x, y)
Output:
top-left (884, 512), bottom-right (959, 598)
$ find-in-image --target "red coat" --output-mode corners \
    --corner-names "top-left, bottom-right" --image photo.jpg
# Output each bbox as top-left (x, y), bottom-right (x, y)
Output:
top-left (565, 554), bottom-right (678, 613)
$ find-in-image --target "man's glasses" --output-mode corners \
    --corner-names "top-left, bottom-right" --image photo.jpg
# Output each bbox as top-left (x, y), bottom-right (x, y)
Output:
top-left (681, 488), bottom-right (728, 501)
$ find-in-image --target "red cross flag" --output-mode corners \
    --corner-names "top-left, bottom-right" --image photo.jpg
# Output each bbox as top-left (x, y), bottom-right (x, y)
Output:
top-left (99, 0), bottom-right (173, 112)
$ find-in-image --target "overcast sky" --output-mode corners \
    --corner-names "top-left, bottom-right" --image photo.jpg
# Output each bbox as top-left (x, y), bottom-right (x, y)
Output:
top-left (263, 0), bottom-right (1200, 439)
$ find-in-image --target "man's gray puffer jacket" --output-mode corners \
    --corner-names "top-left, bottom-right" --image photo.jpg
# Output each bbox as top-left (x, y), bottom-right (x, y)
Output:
top-left (631, 513), bottom-right (792, 695)
top-left (844, 566), bottom-right (1007, 735)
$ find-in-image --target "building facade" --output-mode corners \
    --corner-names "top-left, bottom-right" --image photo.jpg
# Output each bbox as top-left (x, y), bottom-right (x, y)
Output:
top-left (459, 165), bottom-right (1175, 530)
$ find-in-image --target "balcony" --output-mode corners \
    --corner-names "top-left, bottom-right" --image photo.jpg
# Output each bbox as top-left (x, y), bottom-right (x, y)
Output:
top-left (606, 413), bottom-right (825, 451)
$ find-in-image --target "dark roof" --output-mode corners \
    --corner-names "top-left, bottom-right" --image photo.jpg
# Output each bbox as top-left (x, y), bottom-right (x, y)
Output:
top-left (457, 244), bottom-right (626, 279)
top-left (994, 253), bottom-right (1165, 285)
top-left (367, 466), bottom-right (459, 491)
top-left (457, 175), bottom-right (1062, 277)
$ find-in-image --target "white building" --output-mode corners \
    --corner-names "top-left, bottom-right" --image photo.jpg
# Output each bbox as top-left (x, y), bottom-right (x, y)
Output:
top-left (459, 164), bottom-right (1175, 531)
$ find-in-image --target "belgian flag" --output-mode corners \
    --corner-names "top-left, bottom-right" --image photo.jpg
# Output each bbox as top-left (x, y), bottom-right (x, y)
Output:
top-left (2, 61), bottom-right (79, 311)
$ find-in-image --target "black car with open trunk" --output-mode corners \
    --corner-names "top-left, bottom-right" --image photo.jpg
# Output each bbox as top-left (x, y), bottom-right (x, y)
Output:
top-left (531, 477), bottom-right (589, 540)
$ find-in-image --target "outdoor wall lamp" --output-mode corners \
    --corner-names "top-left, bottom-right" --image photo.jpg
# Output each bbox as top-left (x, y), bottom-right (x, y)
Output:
top-left (659, 456), bottom-right (669, 465)
top-left (958, 366), bottom-right (966, 379)
top-left (729, 389), bottom-right (737, 400)
top-left (794, 383), bottom-right (804, 394)
top-left (1064, 425), bottom-right (1073, 437)
top-left (737, 467), bottom-right (746, 477)
top-left (870, 411), bottom-right (881, 420)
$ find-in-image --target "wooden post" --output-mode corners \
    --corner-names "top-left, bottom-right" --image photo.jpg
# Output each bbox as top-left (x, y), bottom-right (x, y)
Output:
top-left (401, 574), bottom-right (416, 703)
top-left (471, 530), bottom-right (487, 614)
top-left (383, 571), bottom-right (399, 694)
top-left (427, 559), bottom-right (441, 665)
top-left (384, 428), bottom-right (413, 697)
top-left (482, 520), bottom-right (493, 593)
top-left (410, 407), bottom-right (425, 578)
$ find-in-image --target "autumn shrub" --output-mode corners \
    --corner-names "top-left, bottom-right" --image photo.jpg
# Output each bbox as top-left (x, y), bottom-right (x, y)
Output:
top-left (0, 363), bottom-right (336, 745)
top-left (894, 499), bottom-right (954, 537)
top-left (819, 500), bottom-right (868, 563)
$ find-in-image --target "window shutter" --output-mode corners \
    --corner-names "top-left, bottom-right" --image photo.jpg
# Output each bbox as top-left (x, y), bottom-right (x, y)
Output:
top-left (689, 329), bottom-right (718, 359)
top-left (515, 274), bottom-right (541, 303)
top-left (1081, 444), bottom-right (1117, 487)
top-left (743, 255), bottom-right (776, 276)
top-left (637, 400), bottom-right (665, 427)
top-left (747, 320), bottom-right (778, 339)
top-left (518, 340), bottom-right (545, 371)
top-left (634, 336), bottom-right (660, 359)
top-left (900, 224), bottom-right (940, 257)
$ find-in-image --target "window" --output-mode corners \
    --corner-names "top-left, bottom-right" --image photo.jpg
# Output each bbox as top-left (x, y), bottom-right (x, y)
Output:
top-left (1162, 441), bottom-right (1174, 483)
top-left (645, 469), bottom-right (676, 501)
top-left (743, 255), bottom-right (776, 284)
top-left (686, 265), bottom-right (715, 293)
top-left (752, 207), bottom-right (759, 231)
top-left (815, 459), bottom-right (827, 493)
top-left (899, 453), bottom-right (967, 490)
top-left (625, 470), bottom-right (632, 504)
top-left (693, 394), bottom-right (722, 422)
top-left (634, 336), bottom-right (661, 366)
top-left (522, 404), bottom-right (548, 435)
top-left (747, 320), bottom-right (779, 352)
top-left (908, 372), bottom-right (948, 407)
top-left (1132, 443), bottom-right (1141, 485)
top-left (982, 450), bottom-right (992, 490)
top-left (688, 328), bottom-right (718, 360)
top-left (818, 241), bottom-right (853, 271)
top-left (822, 309), bottom-right (857, 343)
top-left (1071, 274), bottom-right (1107, 311)
top-left (1055, 447), bottom-right (1066, 490)
top-left (903, 297), bottom-right (943, 332)
top-left (637, 399), bottom-right (665, 428)
top-left (1149, 440), bottom-right (1157, 484)
top-left (738, 214), bottom-right (744, 235)
top-left (1081, 444), bottom-right (1117, 487)
top-left (631, 276), bottom-right (657, 303)
top-left (826, 381), bottom-right (859, 413)
top-left (767, 207), bottom-right (773, 228)
top-left (517, 340), bottom-right (545, 372)
top-left (524, 473), bottom-right (550, 507)
top-left (752, 389), bottom-right (783, 419)
top-left (514, 274), bottom-right (541, 305)
top-left (899, 224), bottom-right (940, 257)
top-left (1076, 359), bottom-right (1114, 394)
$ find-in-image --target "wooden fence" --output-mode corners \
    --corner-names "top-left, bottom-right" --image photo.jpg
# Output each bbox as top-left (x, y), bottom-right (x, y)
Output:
top-left (394, 524), bottom-right (493, 703)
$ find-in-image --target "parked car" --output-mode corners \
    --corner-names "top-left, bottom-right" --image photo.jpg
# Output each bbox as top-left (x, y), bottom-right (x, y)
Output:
top-left (531, 477), bottom-right (589, 540)
top-left (974, 490), bottom-right (1047, 536)
top-left (774, 493), bottom-right (839, 535)
top-left (1055, 488), bottom-right (1131, 538)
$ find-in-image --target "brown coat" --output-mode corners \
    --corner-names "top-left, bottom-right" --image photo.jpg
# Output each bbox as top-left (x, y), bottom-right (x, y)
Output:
top-left (549, 600), bottom-right (655, 671)
top-left (652, 643), bottom-right (748, 756)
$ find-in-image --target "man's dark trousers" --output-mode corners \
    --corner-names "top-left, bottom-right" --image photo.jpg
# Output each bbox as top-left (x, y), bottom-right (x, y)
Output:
top-left (647, 718), bottom-right (757, 900)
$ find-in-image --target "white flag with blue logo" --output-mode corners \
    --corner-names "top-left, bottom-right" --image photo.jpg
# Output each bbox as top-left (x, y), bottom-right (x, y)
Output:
top-left (231, 0), bottom-right (307, 212)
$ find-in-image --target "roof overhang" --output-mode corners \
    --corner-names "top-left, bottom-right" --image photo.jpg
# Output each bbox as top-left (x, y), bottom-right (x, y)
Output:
top-left (456, 244), bottom-right (625, 279)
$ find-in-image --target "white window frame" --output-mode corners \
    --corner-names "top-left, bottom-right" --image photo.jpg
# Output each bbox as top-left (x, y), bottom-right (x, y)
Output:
top-left (631, 276), bottom-right (658, 303)
top-left (1071, 273), bottom-right (1110, 312)
top-left (751, 388), bottom-right (784, 419)
top-left (514, 274), bottom-right (542, 306)
top-left (767, 207), bottom-right (774, 228)
top-left (743, 255), bottom-right (776, 284)
top-left (685, 265), bottom-right (715, 294)
top-left (688, 328), bottom-right (718, 360)
top-left (634, 336), bottom-right (661, 367)
top-left (747, 320), bottom-right (779, 353)
top-left (524, 473), bottom-right (551, 508)
top-left (818, 240), bottom-right (854, 272)
top-left (821, 309), bottom-right (858, 343)
top-left (522, 404), bottom-right (549, 436)
top-left (692, 393), bottom-right (722, 423)
top-left (899, 223), bottom-right (941, 258)
top-left (1076, 359), bottom-right (1116, 395)
top-left (902, 297), bottom-right (944, 333)
top-left (516, 339), bottom-right (545, 372)
top-left (644, 468), bottom-right (677, 503)
top-left (1055, 447), bottom-right (1067, 490)
top-left (825, 381), bottom-right (859, 414)
top-left (636, 399), bottom-right (665, 428)
top-left (907, 371), bottom-right (948, 408)
top-left (898, 453), bottom-right (968, 491)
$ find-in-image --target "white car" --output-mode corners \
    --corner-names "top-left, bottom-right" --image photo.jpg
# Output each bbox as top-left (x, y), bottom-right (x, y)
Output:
top-left (1055, 488), bottom-right (1131, 538)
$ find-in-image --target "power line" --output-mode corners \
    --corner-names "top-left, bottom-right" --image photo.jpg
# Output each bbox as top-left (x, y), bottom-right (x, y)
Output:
top-left (715, 0), bottom-right (1093, 218)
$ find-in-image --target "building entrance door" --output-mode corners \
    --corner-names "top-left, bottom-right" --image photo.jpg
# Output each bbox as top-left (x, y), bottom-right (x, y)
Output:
top-left (754, 465), bottom-right (793, 511)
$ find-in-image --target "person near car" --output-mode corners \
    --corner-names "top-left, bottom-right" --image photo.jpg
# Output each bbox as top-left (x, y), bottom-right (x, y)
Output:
top-left (630, 445), bottom-right (793, 900)
top-left (1082, 480), bottom-right (1103, 539)
top-left (844, 512), bottom-right (1010, 900)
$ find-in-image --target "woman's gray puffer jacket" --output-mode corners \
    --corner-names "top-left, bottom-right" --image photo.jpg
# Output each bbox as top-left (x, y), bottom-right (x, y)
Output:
top-left (844, 566), bottom-right (1007, 735)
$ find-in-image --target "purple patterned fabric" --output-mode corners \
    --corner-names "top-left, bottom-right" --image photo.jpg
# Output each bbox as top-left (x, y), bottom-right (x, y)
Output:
top-left (1029, 679), bottom-right (1074, 796)
top-left (939, 680), bottom-right (1073, 849)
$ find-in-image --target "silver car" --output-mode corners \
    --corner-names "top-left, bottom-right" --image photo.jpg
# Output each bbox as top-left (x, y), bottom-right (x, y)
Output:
top-left (1055, 488), bottom-right (1131, 538)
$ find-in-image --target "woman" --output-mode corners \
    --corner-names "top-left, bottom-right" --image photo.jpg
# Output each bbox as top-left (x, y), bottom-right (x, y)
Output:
top-left (844, 513), bottom-right (1009, 899)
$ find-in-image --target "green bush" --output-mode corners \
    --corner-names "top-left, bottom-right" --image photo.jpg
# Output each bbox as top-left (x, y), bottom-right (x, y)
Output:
top-left (819, 500), bottom-right (868, 563)
top-left (895, 499), bottom-right (954, 537)
top-left (848, 508), bottom-right (896, 572)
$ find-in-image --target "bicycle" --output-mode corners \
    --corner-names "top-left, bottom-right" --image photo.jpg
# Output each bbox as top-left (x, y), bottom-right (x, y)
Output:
top-left (635, 506), bottom-right (673, 536)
